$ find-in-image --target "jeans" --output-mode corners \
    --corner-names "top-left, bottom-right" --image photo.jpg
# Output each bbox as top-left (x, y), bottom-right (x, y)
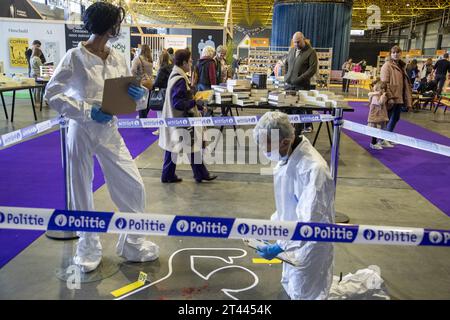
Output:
top-left (342, 78), bottom-right (350, 92)
top-left (386, 104), bottom-right (402, 132)
top-left (435, 75), bottom-right (446, 95)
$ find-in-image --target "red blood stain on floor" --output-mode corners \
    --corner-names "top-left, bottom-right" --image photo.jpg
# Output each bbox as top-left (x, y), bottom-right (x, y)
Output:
top-left (181, 284), bottom-right (210, 297)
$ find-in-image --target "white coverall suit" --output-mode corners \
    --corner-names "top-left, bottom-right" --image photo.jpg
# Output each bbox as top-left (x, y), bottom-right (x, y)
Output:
top-left (271, 137), bottom-right (335, 300)
top-left (44, 42), bottom-right (159, 272)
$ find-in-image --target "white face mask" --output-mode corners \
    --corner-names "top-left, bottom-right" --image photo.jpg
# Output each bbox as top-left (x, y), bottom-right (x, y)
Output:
top-left (263, 149), bottom-right (288, 162)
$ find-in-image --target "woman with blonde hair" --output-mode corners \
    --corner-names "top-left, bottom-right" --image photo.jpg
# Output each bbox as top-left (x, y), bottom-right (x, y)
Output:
top-left (192, 45), bottom-right (217, 91)
top-left (132, 44), bottom-right (154, 117)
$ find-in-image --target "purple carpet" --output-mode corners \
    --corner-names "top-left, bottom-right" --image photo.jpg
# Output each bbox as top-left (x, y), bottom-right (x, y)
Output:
top-left (0, 112), bottom-right (159, 268)
top-left (344, 102), bottom-right (450, 217)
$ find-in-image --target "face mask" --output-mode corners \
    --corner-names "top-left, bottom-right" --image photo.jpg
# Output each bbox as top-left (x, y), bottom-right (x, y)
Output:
top-left (263, 149), bottom-right (288, 162)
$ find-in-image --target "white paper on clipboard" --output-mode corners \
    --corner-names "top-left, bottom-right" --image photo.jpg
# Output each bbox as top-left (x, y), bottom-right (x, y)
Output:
top-left (243, 239), bottom-right (301, 267)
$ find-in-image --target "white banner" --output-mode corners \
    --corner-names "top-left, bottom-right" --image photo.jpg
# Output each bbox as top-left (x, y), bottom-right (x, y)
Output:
top-left (164, 37), bottom-right (187, 50)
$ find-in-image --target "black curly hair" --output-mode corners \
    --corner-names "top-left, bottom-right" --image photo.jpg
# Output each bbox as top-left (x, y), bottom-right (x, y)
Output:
top-left (83, 2), bottom-right (125, 36)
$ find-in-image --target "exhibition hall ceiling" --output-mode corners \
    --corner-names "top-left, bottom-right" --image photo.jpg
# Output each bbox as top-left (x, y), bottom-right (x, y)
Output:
top-left (109, 0), bottom-right (450, 29)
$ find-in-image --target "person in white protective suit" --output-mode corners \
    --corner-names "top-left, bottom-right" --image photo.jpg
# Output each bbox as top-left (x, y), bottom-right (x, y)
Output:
top-left (44, 2), bottom-right (159, 273)
top-left (253, 111), bottom-right (335, 300)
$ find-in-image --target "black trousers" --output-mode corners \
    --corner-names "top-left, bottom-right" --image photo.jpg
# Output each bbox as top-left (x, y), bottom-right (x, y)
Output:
top-left (435, 75), bottom-right (446, 95)
top-left (342, 78), bottom-right (350, 92)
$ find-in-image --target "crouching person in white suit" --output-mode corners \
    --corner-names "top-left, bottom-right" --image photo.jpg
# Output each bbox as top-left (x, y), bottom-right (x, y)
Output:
top-left (253, 111), bottom-right (335, 299)
top-left (44, 2), bottom-right (159, 273)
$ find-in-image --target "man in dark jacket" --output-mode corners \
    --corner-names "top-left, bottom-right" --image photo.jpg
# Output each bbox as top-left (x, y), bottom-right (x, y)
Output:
top-left (284, 32), bottom-right (318, 134)
top-left (433, 53), bottom-right (450, 95)
top-left (25, 40), bottom-right (46, 77)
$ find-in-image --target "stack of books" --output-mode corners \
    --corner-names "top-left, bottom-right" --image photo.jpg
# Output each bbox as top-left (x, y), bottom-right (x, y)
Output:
top-left (211, 84), bottom-right (232, 104)
top-left (232, 92), bottom-right (253, 106)
top-left (297, 91), bottom-right (334, 108)
top-left (214, 92), bottom-right (232, 104)
top-left (226, 79), bottom-right (251, 93)
top-left (211, 84), bottom-right (228, 93)
top-left (250, 88), bottom-right (269, 102)
top-left (268, 92), bottom-right (298, 107)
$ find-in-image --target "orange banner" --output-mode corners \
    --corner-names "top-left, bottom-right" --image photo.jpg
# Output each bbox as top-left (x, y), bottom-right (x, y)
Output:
top-left (250, 38), bottom-right (269, 47)
top-left (408, 49), bottom-right (422, 57)
top-left (379, 51), bottom-right (389, 57)
top-left (436, 50), bottom-right (447, 56)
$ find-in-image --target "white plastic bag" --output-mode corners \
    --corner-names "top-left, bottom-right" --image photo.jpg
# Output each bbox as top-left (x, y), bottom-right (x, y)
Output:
top-left (328, 265), bottom-right (390, 300)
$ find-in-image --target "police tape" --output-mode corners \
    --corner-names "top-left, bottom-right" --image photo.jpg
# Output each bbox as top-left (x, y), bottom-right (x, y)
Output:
top-left (0, 206), bottom-right (449, 247)
top-left (0, 117), bottom-right (61, 149)
top-left (343, 120), bottom-right (450, 158)
top-left (0, 114), bottom-right (331, 149)
top-left (117, 114), bottom-right (335, 129)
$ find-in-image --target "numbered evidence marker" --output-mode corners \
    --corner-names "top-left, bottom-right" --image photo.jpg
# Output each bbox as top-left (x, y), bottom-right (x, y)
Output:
top-left (110, 271), bottom-right (148, 298)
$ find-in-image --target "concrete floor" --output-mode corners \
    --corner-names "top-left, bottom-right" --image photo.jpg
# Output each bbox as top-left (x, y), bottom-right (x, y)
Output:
top-left (0, 92), bottom-right (449, 300)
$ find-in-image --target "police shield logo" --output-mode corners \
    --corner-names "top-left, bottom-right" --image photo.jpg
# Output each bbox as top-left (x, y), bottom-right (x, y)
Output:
top-left (429, 231), bottom-right (443, 244)
top-left (54, 214), bottom-right (68, 227)
top-left (237, 223), bottom-right (250, 235)
top-left (115, 218), bottom-right (127, 230)
top-left (176, 220), bottom-right (189, 233)
top-left (300, 225), bottom-right (313, 238)
top-left (363, 229), bottom-right (376, 240)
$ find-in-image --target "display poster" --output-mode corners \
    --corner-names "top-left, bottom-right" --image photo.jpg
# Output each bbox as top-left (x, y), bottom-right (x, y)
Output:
top-left (108, 26), bottom-right (131, 67)
top-left (9, 38), bottom-right (28, 67)
top-left (164, 37), bottom-right (188, 50)
top-left (0, 20), bottom-right (66, 75)
top-left (65, 24), bottom-right (90, 50)
top-left (42, 41), bottom-right (60, 64)
top-left (191, 29), bottom-right (223, 63)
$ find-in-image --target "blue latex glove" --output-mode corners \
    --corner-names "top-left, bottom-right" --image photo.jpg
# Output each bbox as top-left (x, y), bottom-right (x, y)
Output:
top-left (128, 84), bottom-right (146, 101)
top-left (91, 105), bottom-right (112, 123)
top-left (256, 243), bottom-right (284, 260)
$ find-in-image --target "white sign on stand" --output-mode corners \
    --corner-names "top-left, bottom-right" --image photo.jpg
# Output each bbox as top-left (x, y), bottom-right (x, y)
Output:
top-left (164, 37), bottom-right (188, 50)
top-left (108, 26), bottom-right (131, 67)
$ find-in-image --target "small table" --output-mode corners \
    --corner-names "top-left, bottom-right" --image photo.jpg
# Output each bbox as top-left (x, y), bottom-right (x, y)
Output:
top-left (209, 102), bottom-right (354, 148)
top-left (0, 84), bottom-right (46, 122)
top-left (343, 72), bottom-right (370, 98)
top-left (434, 94), bottom-right (450, 114)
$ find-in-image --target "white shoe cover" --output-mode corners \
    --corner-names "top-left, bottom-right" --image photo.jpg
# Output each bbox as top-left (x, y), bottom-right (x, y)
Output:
top-left (116, 234), bottom-right (160, 262)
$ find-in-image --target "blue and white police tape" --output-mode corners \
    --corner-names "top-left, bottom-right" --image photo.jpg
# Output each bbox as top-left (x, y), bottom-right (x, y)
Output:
top-left (117, 114), bottom-right (335, 129)
top-left (0, 206), bottom-right (449, 247)
top-left (343, 120), bottom-right (450, 158)
top-left (0, 116), bottom-right (60, 149)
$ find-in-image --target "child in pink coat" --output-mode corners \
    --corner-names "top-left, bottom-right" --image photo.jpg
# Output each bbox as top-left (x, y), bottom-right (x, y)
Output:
top-left (368, 81), bottom-right (392, 149)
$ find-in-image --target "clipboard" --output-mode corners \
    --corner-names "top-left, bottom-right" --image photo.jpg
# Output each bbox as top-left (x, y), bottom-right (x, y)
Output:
top-left (102, 76), bottom-right (141, 115)
top-left (243, 239), bottom-right (301, 267)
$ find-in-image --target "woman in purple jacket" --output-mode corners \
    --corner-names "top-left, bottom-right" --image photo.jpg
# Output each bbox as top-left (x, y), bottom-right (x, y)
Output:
top-left (158, 49), bottom-right (217, 183)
